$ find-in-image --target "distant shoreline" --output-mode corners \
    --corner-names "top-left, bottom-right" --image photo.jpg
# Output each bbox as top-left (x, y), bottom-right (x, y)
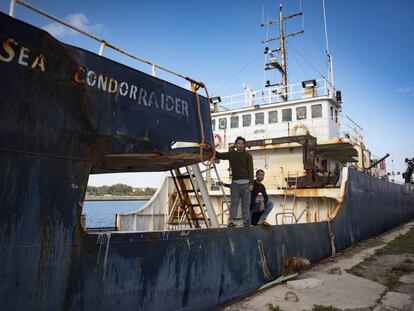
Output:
top-left (85, 195), bottom-right (152, 201)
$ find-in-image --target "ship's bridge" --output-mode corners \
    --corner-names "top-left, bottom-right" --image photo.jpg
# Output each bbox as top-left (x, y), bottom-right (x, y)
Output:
top-left (211, 79), bottom-right (368, 188)
top-left (210, 79), bottom-right (362, 144)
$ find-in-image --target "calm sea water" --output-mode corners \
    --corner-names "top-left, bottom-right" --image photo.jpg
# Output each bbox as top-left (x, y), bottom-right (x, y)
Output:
top-left (83, 200), bottom-right (148, 228)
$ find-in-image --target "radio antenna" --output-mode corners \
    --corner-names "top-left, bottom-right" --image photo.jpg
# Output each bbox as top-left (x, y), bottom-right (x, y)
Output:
top-left (322, 0), bottom-right (334, 90)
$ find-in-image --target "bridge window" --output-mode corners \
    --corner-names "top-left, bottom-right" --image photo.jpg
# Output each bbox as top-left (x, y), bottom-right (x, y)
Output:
top-left (269, 110), bottom-right (278, 123)
top-left (311, 104), bottom-right (322, 118)
top-left (296, 106), bottom-right (307, 120)
top-left (230, 116), bottom-right (239, 128)
top-left (282, 108), bottom-right (292, 122)
top-left (218, 118), bottom-right (227, 129)
top-left (242, 114), bottom-right (251, 127)
top-left (255, 112), bottom-right (264, 125)
top-left (212, 119), bottom-right (216, 131)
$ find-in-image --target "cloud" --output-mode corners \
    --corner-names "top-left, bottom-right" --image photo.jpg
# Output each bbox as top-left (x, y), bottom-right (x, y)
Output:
top-left (397, 85), bottom-right (414, 96)
top-left (42, 13), bottom-right (103, 38)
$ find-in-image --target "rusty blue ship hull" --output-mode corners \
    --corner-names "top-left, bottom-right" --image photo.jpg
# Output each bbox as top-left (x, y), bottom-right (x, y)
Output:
top-left (1, 12), bottom-right (414, 311)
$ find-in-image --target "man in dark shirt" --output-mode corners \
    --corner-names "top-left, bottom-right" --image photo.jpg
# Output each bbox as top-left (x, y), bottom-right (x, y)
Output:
top-left (216, 136), bottom-right (253, 227)
top-left (250, 169), bottom-right (274, 226)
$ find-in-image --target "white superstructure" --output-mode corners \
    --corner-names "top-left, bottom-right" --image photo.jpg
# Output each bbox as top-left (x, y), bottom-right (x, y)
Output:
top-left (212, 79), bottom-right (361, 189)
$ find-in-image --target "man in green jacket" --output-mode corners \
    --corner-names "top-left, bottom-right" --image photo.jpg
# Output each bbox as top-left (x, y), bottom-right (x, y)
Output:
top-left (216, 136), bottom-right (254, 227)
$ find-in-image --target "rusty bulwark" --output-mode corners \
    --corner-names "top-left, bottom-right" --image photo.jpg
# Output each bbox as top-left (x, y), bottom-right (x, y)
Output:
top-left (1, 11), bottom-right (414, 311)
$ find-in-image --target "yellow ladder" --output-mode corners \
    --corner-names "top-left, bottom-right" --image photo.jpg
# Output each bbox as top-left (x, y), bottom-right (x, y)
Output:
top-left (169, 166), bottom-right (209, 228)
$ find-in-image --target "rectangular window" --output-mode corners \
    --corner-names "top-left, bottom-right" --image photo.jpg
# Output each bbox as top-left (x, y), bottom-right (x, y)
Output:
top-left (255, 112), bottom-right (264, 125)
top-left (311, 104), bottom-right (322, 118)
top-left (242, 114), bottom-right (251, 127)
top-left (282, 108), bottom-right (292, 122)
top-left (218, 118), bottom-right (227, 129)
top-left (212, 119), bottom-right (216, 131)
top-left (268, 110), bottom-right (278, 123)
top-left (335, 109), bottom-right (338, 123)
top-left (296, 106), bottom-right (307, 120)
top-left (230, 116), bottom-right (239, 128)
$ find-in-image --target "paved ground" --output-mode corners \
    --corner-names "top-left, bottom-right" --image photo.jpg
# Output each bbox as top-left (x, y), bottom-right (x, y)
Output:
top-left (219, 221), bottom-right (414, 311)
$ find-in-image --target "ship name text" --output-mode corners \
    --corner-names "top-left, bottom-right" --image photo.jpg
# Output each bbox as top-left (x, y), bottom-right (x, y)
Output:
top-left (0, 37), bottom-right (46, 71)
top-left (74, 66), bottom-right (189, 116)
top-left (0, 36), bottom-right (189, 116)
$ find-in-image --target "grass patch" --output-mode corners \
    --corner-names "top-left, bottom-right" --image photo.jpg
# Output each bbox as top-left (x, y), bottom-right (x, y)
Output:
top-left (374, 228), bottom-right (414, 255)
top-left (312, 305), bottom-right (342, 311)
top-left (385, 276), bottom-right (400, 290)
top-left (392, 263), bottom-right (414, 273)
top-left (267, 304), bottom-right (282, 311)
top-left (348, 227), bottom-right (414, 290)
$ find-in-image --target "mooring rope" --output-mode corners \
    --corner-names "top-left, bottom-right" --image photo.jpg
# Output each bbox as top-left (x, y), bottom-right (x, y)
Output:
top-left (190, 81), bottom-right (216, 167)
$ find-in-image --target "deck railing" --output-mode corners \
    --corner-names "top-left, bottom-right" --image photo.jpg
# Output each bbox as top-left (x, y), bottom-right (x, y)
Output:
top-left (8, 0), bottom-right (200, 86)
top-left (341, 115), bottom-right (363, 144)
top-left (218, 79), bottom-right (330, 111)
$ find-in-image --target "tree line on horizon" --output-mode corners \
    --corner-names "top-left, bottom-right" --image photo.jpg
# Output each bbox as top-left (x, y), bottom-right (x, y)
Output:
top-left (87, 184), bottom-right (156, 196)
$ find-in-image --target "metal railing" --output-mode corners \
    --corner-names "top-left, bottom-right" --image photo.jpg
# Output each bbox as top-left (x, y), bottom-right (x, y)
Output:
top-left (218, 79), bottom-right (330, 111)
top-left (8, 0), bottom-right (201, 85)
top-left (275, 212), bottom-right (297, 225)
top-left (341, 115), bottom-right (364, 144)
top-left (275, 209), bottom-right (310, 225)
top-left (342, 115), bottom-right (363, 143)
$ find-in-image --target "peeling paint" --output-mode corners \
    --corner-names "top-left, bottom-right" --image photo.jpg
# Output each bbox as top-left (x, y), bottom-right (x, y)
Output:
top-left (257, 240), bottom-right (273, 280)
top-left (229, 238), bottom-right (235, 256)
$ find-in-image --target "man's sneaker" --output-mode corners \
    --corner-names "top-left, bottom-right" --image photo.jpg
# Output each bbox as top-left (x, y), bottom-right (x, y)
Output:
top-left (243, 222), bottom-right (250, 227)
top-left (227, 222), bottom-right (235, 228)
top-left (258, 220), bottom-right (271, 226)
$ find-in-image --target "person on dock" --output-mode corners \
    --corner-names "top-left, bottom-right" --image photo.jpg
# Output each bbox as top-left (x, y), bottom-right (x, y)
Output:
top-left (250, 169), bottom-right (274, 226)
top-left (216, 136), bottom-right (254, 227)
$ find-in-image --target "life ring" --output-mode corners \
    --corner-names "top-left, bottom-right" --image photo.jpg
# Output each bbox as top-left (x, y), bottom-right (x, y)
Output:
top-left (214, 133), bottom-right (222, 149)
top-left (291, 124), bottom-right (309, 136)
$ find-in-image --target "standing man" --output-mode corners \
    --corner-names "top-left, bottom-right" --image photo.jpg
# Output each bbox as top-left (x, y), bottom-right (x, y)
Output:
top-left (216, 136), bottom-right (253, 227)
top-left (250, 169), bottom-right (274, 226)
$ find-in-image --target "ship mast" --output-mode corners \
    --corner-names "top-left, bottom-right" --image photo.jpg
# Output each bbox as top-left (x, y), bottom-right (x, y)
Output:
top-left (322, 0), bottom-right (334, 93)
top-left (261, 4), bottom-right (303, 101)
top-left (279, 5), bottom-right (287, 99)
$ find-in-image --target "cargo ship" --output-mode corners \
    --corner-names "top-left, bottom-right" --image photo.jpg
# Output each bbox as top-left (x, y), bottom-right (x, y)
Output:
top-left (1, 2), bottom-right (413, 311)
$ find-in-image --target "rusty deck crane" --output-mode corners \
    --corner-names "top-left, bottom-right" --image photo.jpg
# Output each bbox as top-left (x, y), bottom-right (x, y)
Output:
top-left (231, 132), bottom-right (340, 188)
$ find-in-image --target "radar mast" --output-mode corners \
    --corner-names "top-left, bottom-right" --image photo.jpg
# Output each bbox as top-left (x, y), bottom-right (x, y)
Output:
top-left (261, 4), bottom-right (303, 101)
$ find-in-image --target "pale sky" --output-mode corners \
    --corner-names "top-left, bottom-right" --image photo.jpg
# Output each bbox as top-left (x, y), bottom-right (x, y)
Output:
top-left (3, 0), bottom-right (413, 186)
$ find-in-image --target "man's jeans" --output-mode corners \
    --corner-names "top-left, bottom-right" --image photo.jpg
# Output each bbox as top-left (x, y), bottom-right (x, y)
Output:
top-left (250, 200), bottom-right (274, 224)
top-left (230, 182), bottom-right (251, 224)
